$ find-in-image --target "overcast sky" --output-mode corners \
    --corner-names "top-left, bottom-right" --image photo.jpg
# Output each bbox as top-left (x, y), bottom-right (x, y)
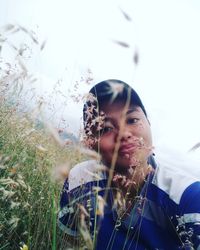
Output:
top-left (1, 0), bottom-right (200, 153)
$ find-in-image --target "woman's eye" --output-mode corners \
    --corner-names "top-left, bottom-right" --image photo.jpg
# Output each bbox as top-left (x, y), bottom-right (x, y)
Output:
top-left (127, 118), bottom-right (139, 125)
top-left (101, 126), bottom-right (114, 135)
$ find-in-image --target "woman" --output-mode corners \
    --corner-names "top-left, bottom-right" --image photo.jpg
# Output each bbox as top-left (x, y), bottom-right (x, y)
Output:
top-left (59, 79), bottom-right (200, 249)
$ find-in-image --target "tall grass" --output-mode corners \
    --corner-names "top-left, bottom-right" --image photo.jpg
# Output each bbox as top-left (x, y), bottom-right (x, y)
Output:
top-left (0, 102), bottom-right (83, 249)
top-left (0, 13), bottom-right (142, 249)
top-left (0, 24), bottom-right (89, 250)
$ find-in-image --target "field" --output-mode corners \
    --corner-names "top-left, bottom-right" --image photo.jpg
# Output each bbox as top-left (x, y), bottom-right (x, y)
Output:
top-left (0, 24), bottom-right (92, 250)
top-left (0, 91), bottom-right (89, 250)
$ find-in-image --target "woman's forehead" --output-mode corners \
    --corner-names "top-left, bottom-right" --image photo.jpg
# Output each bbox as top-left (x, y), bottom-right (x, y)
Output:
top-left (101, 102), bottom-right (142, 114)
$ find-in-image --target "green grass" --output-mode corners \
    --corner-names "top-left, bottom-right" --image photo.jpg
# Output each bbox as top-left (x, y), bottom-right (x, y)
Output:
top-left (0, 24), bottom-right (102, 250)
top-left (0, 103), bottom-right (84, 249)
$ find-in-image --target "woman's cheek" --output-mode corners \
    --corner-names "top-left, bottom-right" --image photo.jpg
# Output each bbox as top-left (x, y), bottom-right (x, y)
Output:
top-left (99, 135), bottom-right (115, 153)
top-left (135, 122), bottom-right (152, 147)
top-left (135, 122), bottom-right (145, 133)
top-left (100, 137), bottom-right (111, 151)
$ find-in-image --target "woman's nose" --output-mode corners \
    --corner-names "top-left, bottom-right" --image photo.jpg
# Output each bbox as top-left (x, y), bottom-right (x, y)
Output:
top-left (119, 128), bottom-right (132, 141)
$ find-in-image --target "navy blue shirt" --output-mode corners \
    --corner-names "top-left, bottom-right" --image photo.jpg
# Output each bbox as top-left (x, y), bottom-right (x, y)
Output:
top-left (58, 158), bottom-right (200, 249)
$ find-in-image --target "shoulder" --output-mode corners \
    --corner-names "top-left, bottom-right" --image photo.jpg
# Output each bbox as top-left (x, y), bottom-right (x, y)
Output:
top-left (152, 164), bottom-right (199, 204)
top-left (68, 160), bottom-right (107, 191)
top-left (152, 147), bottom-right (200, 205)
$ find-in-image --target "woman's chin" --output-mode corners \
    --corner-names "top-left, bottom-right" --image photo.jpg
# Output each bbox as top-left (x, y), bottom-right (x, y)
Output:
top-left (115, 158), bottom-right (135, 174)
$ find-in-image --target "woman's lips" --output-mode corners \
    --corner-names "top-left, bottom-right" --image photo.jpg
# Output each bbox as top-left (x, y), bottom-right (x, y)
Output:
top-left (118, 144), bottom-right (138, 154)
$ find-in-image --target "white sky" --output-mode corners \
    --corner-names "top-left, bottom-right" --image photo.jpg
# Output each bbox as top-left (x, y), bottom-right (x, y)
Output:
top-left (1, 0), bottom-right (200, 153)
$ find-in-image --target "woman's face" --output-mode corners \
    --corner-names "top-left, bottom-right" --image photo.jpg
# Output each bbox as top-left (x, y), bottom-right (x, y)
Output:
top-left (94, 101), bottom-right (153, 173)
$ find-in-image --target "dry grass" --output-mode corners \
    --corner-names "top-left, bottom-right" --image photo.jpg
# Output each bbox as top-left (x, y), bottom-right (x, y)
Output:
top-left (0, 24), bottom-right (90, 250)
top-left (0, 16), bottom-right (155, 249)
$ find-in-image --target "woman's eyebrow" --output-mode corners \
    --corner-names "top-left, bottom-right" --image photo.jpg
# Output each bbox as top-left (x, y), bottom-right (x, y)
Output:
top-left (104, 117), bottom-right (118, 127)
top-left (126, 107), bottom-right (138, 115)
top-left (104, 117), bottom-right (114, 123)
